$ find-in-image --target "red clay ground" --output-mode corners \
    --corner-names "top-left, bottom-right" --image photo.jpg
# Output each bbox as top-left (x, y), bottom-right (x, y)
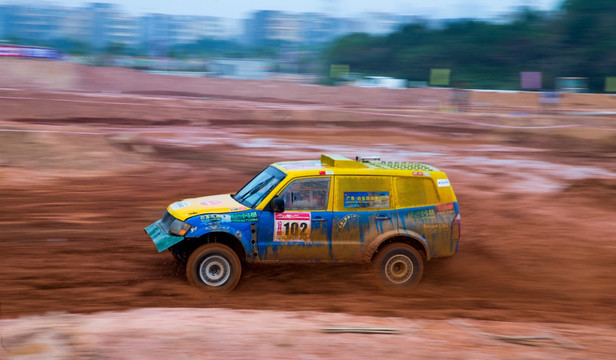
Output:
top-left (0, 62), bottom-right (615, 358)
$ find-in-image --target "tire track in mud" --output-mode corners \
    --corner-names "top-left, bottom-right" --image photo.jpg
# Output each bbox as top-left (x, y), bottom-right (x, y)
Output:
top-left (1, 167), bottom-right (614, 326)
top-left (0, 89), bottom-right (614, 326)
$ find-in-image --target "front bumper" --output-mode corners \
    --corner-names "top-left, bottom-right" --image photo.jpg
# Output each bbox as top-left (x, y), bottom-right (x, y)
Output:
top-left (145, 220), bottom-right (184, 252)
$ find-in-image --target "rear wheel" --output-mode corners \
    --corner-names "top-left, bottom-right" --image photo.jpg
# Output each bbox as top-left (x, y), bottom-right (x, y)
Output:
top-left (186, 243), bottom-right (241, 292)
top-left (373, 243), bottom-right (424, 291)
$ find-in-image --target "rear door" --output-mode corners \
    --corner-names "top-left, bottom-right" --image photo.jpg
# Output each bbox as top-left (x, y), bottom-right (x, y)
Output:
top-left (331, 176), bottom-right (397, 261)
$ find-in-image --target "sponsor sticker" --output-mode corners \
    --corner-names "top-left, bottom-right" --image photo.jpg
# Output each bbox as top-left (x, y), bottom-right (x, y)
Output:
top-left (230, 211), bottom-right (258, 223)
top-left (274, 212), bottom-right (311, 242)
top-left (436, 203), bottom-right (454, 212)
top-left (319, 170), bottom-right (334, 175)
top-left (200, 214), bottom-right (230, 222)
top-left (437, 179), bottom-right (450, 187)
top-left (344, 192), bottom-right (390, 208)
top-left (423, 223), bottom-right (448, 231)
top-left (337, 214), bottom-right (360, 230)
top-left (170, 201), bottom-right (190, 210)
top-left (200, 200), bottom-right (223, 206)
top-left (410, 209), bottom-right (436, 219)
top-left (200, 212), bottom-right (258, 223)
top-left (413, 171), bottom-right (430, 176)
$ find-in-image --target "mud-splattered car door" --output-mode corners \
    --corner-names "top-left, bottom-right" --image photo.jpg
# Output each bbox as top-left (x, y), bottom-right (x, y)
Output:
top-left (331, 176), bottom-right (397, 261)
top-left (257, 177), bottom-right (333, 261)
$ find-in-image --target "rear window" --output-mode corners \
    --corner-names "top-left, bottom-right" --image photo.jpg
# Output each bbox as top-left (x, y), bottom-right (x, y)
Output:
top-left (396, 177), bottom-right (439, 208)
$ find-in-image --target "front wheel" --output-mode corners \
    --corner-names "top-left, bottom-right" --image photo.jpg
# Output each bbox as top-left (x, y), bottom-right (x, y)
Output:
top-left (373, 243), bottom-right (424, 292)
top-left (186, 243), bottom-right (242, 292)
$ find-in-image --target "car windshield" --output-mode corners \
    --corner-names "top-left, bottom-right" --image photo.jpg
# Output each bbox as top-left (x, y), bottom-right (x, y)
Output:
top-left (233, 166), bottom-right (286, 208)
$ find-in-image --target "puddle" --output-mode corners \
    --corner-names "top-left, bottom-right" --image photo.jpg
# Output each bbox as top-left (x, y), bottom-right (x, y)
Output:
top-left (439, 156), bottom-right (615, 193)
top-left (136, 129), bottom-right (615, 194)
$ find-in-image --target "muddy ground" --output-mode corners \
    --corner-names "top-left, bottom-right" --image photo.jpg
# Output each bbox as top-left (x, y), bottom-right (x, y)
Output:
top-left (0, 62), bottom-right (615, 358)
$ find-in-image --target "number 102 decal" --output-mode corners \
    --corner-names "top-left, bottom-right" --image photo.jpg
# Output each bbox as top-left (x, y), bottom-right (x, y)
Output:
top-left (274, 212), bottom-right (311, 242)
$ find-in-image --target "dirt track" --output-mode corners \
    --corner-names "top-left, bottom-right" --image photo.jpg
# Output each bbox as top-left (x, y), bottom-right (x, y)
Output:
top-left (1, 62), bottom-right (616, 358)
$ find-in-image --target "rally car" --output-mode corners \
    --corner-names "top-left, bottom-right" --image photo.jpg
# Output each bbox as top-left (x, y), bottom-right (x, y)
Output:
top-left (145, 154), bottom-right (461, 292)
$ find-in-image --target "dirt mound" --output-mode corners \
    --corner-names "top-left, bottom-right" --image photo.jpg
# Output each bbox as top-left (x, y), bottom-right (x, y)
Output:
top-left (2, 308), bottom-right (613, 359)
top-left (14, 117), bottom-right (192, 127)
top-left (76, 65), bottom-right (447, 107)
top-left (0, 58), bottom-right (78, 89)
top-left (0, 129), bottom-right (148, 180)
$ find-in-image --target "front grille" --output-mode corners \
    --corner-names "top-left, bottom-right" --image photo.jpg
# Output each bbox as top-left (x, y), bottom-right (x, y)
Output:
top-left (160, 211), bottom-right (175, 231)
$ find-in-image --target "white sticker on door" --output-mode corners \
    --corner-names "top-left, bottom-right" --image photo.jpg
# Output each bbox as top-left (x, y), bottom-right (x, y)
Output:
top-left (274, 212), bottom-right (311, 242)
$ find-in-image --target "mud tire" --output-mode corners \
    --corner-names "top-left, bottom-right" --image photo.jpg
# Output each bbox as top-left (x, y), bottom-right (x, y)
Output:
top-left (186, 243), bottom-right (241, 292)
top-left (373, 243), bottom-right (424, 292)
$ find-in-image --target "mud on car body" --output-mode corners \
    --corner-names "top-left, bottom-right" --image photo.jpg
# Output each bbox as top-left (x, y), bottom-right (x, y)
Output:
top-left (145, 154), bottom-right (461, 292)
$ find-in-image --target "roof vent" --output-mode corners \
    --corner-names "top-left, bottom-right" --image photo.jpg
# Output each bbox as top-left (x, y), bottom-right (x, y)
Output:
top-left (356, 155), bottom-right (381, 162)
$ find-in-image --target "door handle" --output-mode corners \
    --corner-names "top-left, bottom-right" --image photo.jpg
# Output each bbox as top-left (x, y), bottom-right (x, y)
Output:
top-left (375, 215), bottom-right (391, 220)
top-left (312, 217), bottom-right (327, 222)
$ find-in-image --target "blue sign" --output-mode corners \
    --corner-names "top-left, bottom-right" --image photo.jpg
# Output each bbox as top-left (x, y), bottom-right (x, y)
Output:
top-left (343, 192), bottom-right (390, 208)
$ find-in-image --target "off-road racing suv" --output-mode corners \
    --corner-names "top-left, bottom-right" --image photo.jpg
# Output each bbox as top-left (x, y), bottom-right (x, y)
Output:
top-left (145, 154), bottom-right (461, 291)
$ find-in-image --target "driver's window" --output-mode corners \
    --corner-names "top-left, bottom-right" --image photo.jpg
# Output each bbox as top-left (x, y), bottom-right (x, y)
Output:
top-left (279, 178), bottom-right (330, 211)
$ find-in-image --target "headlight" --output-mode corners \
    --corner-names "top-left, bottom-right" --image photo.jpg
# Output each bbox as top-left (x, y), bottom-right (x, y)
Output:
top-left (169, 219), bottom-right (192, 236)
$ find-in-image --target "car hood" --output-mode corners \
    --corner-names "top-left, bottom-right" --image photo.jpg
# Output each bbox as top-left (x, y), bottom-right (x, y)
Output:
top-left (166, 194), bottom-right (249, 221)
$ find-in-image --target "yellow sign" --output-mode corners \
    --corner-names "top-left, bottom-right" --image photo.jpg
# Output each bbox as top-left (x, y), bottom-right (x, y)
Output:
top-left (330, 64), bottom-right (350, 79)
top-left (430, 69), bottom-right (451, 86)
top-left (605, 77), bottom-right (616, 92)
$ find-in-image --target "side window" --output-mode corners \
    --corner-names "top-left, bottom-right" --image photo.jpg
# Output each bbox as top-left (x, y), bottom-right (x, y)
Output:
top-left (279, 177), bottom-right (330, 211)
top-left (335, 176), bottom-right (392, 211)
top-left (396, 177), bottom-right (440, 208)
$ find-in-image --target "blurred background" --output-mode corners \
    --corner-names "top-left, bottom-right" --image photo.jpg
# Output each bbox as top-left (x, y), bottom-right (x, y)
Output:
top-left (1, 0), bottom-right (614, 91)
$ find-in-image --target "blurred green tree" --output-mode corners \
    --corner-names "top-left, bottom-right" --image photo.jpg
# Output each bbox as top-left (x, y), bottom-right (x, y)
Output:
top-left (323, 0), bottom-right (616, 91)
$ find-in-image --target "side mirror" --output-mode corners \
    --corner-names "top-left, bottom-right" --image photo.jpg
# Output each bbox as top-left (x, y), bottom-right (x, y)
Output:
top-left (270, 196), bottom-right (285, 213)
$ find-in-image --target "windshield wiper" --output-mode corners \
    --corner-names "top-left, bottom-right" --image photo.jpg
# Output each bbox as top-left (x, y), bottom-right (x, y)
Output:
top-left (235, 178), bottom-right (271, 204)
